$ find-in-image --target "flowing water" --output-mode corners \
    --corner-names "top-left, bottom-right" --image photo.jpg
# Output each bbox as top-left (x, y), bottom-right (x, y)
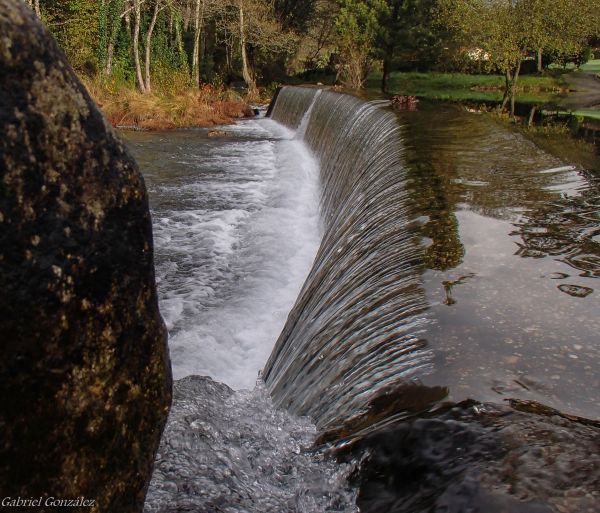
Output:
top-left (126, 121), bottom-right (321, 389)
top-left (124, 87), bottom-right (600, 513)
top-left (124, 119), bottom-right (356, 512)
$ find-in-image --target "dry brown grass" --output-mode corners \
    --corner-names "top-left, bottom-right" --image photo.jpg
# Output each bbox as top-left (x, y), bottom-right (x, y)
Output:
top-left (82, 78), bottom-right (255, 130)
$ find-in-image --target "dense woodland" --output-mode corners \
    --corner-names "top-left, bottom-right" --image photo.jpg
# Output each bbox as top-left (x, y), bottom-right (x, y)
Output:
top-left (24, 1), bottom-right (600, 101)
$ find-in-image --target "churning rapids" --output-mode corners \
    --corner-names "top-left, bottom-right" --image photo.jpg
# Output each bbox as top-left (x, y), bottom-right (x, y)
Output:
top-left (123, 87), bottom-right (600, 513)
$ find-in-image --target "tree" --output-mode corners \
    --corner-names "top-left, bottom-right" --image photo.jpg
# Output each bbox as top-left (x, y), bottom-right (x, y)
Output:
top-left (436, 0), bottom-right (600, 112)
top-left (39, 0), bottom-right (100, 72)
top-left (143, 0), bottom-right (168, 92)
top-left (378, 0), bottom-right (439, 92)
top-left (334, 0), bottom-right (387, 89)
top-left (274, 0), bottom-right (316, 32)
top-left (209, 0), bottom-right (295, 94)
top-left (287, 0), bottom-right (339, 74)
top-left (98, 0), bottom-right (126, 76)
top-left (132, 0), bottom-right (147, 91)
top-left (191, 0), bottom-right (206, 87)
top-left (25, 0), bottom-right (41, 16)
top-left (33, 0), bottom-right (302, 95)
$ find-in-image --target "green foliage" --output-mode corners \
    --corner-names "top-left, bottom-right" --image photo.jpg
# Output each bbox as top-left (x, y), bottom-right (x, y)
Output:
top-left (436, 0), bottom-right (600, 82)
top-left (275, 0), bottom-right (317, 31)
top-left (36, 0), bottom-right (299, 92)
top-left (334, 0), bottom-right (388, 88)
top-left (335, 0), bottom-right (385, 47)
top-left (97, 0), bottom-right (124, 71)
top-left (32, 0), bottom-right (600, 96)
top-left (109, 24), bottom-right (136, 87)
top-left (378, 0), bottom-right (440, 69)
top-left (41, 0), bottom-right (100, 73)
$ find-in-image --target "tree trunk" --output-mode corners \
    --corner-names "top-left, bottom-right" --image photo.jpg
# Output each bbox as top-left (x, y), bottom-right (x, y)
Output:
top-left (174, 15), bottom-right (188, 71)
top-left (382, 58), bottom-right (391, 93)
top-left (513, 59), bottom-right (522, 86)
top-left (124, 0), bottom-right (131, 33)
top-left (501, 68), bottom-right (512, 110)
top-left (239, 0), bottom-right (257, 97)
top-left (502, 59), bottom-right (522, 114)
top-left (537, 48), bottom-right (543, 73)
top-left (527, 105), bottom-right (537, 127)
top-left (25, 0), bottom-right (42, 17)
top-left (105, 0), bottom-right (125, 77)
top-left (106, 41), bottom-right (115, 76)
top-left (144, 0), bottom-right (161, 92)
top-left (192, 0), bottom-right (204, 88)
top-left (511, 59), bottom-right (522, 117)
top-left (133, 0), bottom-right (147, 93)
top-left (184, 0), bottom-right (192, 31)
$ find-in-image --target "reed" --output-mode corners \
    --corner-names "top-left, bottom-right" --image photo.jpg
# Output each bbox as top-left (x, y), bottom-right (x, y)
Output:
top-left (82, 78), bottom-right (255, 130)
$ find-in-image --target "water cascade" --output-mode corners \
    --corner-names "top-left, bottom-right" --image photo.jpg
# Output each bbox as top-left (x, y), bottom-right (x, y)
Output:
top-left (264, 88), bottom-right (436, 433)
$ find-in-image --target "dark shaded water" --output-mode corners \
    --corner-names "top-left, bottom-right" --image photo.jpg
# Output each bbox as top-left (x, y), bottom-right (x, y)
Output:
top-left (125, 88), bottom-right (600, 512)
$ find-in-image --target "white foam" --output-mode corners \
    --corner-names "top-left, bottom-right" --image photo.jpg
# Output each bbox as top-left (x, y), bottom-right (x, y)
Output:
top-left (152, 119), bottom-right (322, 389)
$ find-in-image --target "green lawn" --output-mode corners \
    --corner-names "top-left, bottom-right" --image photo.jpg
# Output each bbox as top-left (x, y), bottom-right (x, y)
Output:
top-left (367, 71), bottom-right (563, 103)
top-left (568, 59), bottom-right (600, 122)
top-left (570, 109), bottom-right (600, 121)
top-left (580, 59), bottom-right (600, 74)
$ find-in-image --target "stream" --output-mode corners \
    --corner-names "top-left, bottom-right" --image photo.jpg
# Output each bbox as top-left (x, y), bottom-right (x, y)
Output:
top-left (123, 91), bottom-right (600, 513)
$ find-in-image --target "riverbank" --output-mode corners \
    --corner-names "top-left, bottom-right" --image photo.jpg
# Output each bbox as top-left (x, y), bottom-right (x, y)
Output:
top-left (367, 71), bottom-right (567, 102)
top-left (83, 78), bottom-right (257, 130)
top-left (560, 61), bottom-right (600, 124)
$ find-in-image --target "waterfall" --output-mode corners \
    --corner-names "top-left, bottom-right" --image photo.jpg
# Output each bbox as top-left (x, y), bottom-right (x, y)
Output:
top-left (144, 86), bottom-right (600, 513)
top-left (264, 87), bottom-right (435, 433)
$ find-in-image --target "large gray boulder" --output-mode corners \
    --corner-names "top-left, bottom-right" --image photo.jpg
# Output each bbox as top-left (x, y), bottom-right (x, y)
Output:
top-left (0, 2), bottom-right (171, 511)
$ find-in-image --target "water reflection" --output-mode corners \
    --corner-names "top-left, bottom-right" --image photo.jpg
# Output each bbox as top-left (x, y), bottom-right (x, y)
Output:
top-left (512, 183), bottom-right (600, 286)
top-left (398, 102), bottom-right (600, 419)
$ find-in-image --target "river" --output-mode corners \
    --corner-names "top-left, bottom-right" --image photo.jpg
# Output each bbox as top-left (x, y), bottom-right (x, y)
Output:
top-left (123, 88), bottom-right (600, 513)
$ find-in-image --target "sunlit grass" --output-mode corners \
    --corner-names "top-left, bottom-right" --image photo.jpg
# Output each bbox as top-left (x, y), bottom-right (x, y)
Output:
top-left (569, 109), bottom-right (600, 121)
top-left (367, 71), bottom-right (564, 103)
top-left (580, 59), bottom-right (600, 74)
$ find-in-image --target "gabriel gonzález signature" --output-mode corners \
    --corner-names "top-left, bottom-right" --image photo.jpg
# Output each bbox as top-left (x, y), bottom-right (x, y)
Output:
top-left (2, 496), bottom-right (96, 508)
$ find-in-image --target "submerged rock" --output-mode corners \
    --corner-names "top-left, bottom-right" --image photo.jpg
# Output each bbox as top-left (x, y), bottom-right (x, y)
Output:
top-left (341, 400), bottom-right (600, 513)
top-left (0, 2), bottom-right (171, 511)
top-left (207, 129), bottom-right (228, 138)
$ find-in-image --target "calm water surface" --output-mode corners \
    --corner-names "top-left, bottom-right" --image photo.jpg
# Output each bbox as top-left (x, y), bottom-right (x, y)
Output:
top-left (399, 102), bottom-right (600, 419)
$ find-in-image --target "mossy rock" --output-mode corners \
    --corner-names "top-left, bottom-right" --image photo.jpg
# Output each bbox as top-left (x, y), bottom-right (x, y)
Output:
top-left (0, 2), bottom-right (172, 511)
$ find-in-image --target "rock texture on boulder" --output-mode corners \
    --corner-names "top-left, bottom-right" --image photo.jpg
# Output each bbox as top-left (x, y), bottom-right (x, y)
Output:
top-left (0, 2), bottom-right (171, 511)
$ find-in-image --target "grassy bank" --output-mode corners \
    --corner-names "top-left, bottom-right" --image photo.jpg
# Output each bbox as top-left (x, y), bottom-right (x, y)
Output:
top-left (580, 59), bottom-right (600, 73)
top-left (367, 71), bottom-right (566, 102)
top-left (565, 109), bottom-right (600, 121)
top-left (83, 78), bottom-right (256, 130)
